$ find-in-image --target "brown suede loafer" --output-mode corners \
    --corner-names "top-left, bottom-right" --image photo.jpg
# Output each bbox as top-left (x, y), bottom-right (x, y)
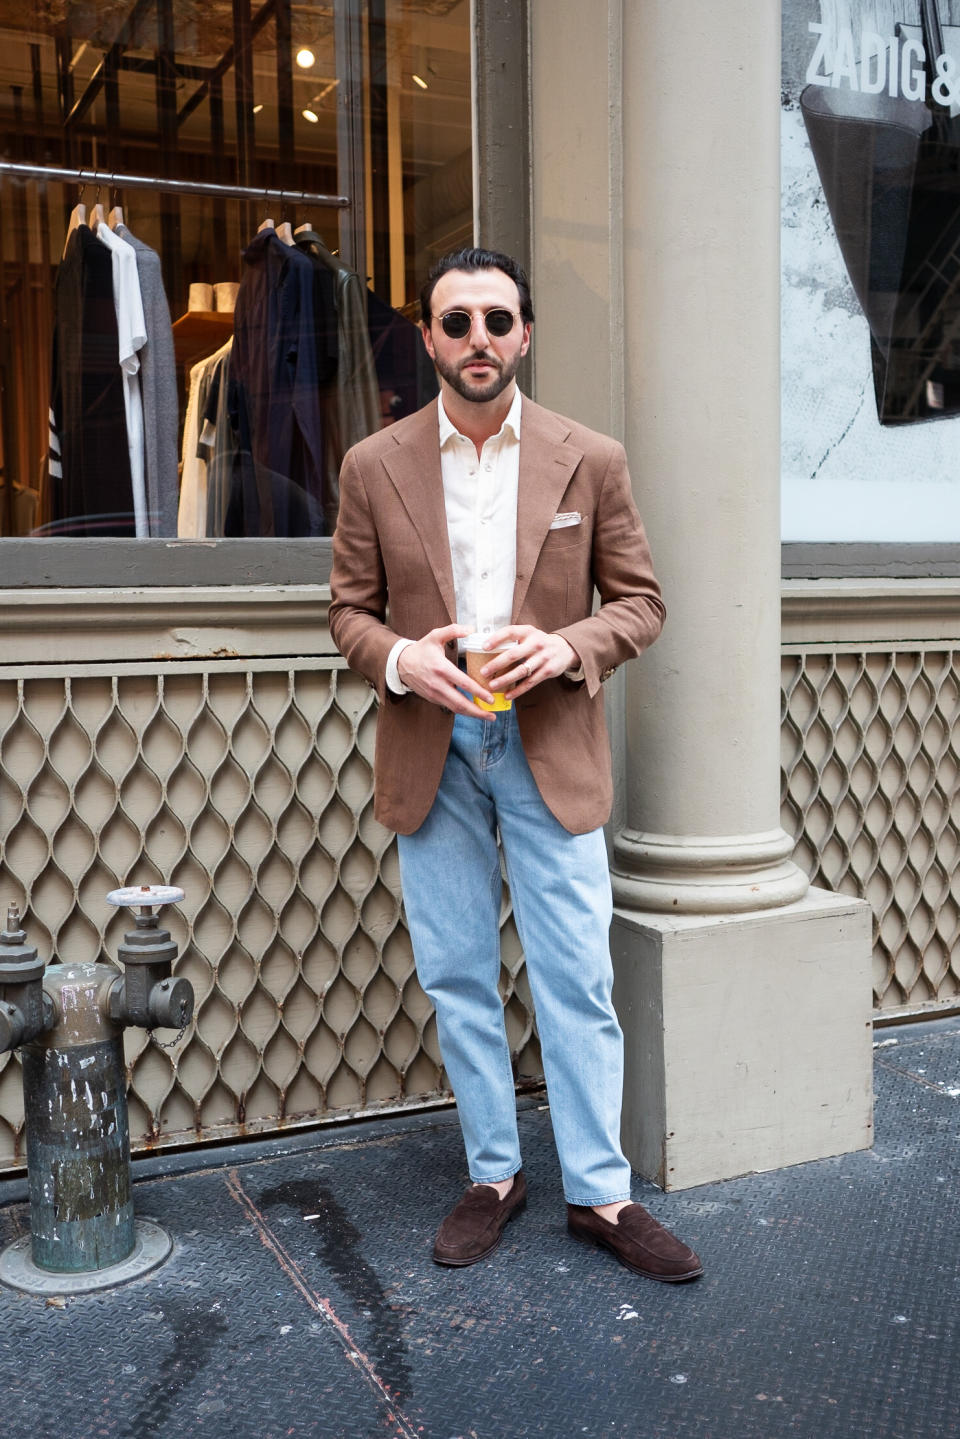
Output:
top-left (433, 1171), bottom-right (527, 1266)
top-left (567, 1202), bottom-right (703, 1283)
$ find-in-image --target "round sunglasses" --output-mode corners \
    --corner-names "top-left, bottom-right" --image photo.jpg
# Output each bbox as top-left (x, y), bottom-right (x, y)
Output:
top-left (436, 308), bottom-right (520, 340)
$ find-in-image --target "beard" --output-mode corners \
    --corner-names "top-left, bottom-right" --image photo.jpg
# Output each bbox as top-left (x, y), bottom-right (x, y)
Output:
top-left (433, 348), bottom-right (521, 404)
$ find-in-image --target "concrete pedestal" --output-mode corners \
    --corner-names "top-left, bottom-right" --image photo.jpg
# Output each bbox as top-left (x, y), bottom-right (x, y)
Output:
top-left (611, 889), bottom-right (874, 1191)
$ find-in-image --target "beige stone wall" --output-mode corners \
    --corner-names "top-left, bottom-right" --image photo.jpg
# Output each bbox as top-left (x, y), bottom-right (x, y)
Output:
top-left (783, 580), bottom-right (960, 1017)
top-left (2, 575), bottom-right (954, 1175)
top-left (0, 589), bottom-right (540, 1172)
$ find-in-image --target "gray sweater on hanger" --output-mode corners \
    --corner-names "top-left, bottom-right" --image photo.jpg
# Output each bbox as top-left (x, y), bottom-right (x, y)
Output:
top-left (118, 224), bottom-right (179, 537)
top-left (294, 229), bottom-right (381, 523)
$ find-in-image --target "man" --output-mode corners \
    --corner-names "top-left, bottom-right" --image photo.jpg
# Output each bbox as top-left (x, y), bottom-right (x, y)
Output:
top-left (329, 248), bottom-right (702, 1283)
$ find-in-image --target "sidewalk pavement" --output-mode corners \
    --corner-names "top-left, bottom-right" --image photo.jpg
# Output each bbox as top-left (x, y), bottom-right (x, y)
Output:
top-left (2, 1016), bottom-right (959, 1439)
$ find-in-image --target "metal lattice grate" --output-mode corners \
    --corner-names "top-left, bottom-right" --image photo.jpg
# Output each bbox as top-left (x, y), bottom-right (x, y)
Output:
top-left (0, 660), bottom-right (539, 1171)
top-left (781, 648), bottom-right (960, 1015)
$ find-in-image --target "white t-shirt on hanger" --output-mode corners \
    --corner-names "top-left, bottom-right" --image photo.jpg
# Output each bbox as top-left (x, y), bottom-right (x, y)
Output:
top-left (178, 338), bottom-right (233, 539)
top-left (97, 222), bottom-right (148, 536)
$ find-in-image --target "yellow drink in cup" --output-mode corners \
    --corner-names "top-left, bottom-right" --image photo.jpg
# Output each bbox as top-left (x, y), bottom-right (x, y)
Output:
top-left (463, 639), bottom-right (517, 712)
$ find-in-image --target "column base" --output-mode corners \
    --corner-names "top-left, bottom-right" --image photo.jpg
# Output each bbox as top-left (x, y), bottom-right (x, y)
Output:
top-left (611, 887), bottom-right (874, 1190)
top-left (612, 827), bottom-right (811, 914)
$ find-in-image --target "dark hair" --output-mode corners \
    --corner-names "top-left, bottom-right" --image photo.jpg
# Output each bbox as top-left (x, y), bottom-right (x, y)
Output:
top-left (420, 247), bottom-right (535, 325)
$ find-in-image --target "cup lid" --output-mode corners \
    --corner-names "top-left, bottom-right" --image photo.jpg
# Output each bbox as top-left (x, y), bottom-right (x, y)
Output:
top-left (462, 633), bottom-right (517, 651)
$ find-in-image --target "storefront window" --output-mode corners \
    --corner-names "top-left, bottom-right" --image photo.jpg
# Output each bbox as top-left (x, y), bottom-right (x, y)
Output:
top-left (0, 0), bottom-right (471, 545)
top-left (782, 0), bottom-right (960, 543)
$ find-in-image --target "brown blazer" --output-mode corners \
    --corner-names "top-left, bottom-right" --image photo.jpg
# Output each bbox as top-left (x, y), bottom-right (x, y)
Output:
top-left (328, 396), bottom-right (664, 835)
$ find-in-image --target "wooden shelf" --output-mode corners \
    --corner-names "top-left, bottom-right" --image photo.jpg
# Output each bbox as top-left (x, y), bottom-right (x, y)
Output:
top-left (171, 310), bottom-right (234, 368)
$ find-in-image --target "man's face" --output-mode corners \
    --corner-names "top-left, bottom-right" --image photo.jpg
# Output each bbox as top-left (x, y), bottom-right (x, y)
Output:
top-left (421, 267), bottom-right (531, 405)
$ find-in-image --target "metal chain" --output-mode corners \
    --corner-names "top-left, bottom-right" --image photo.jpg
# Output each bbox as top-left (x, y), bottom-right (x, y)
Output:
top-left (150, 1023), bottom-right (189, 1050)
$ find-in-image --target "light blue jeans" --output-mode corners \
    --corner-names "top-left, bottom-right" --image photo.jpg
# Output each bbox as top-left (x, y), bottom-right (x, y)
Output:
top-left (397, 706), bottom-right (633, 1206)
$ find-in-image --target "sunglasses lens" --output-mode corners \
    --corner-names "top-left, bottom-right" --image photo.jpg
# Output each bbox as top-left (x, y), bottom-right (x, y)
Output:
top-left (484, 309), bottom-right (516, 336)
top-left (440, 312), bottom-right (471, 339)
top-left (438, 309), bottom-right (517, 339)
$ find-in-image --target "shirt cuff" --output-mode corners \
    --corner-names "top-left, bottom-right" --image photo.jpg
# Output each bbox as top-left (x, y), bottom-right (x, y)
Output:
top-left (386, 638), bottom-right (414, 694)
top-left (562, 638), bottom-right (584, 683)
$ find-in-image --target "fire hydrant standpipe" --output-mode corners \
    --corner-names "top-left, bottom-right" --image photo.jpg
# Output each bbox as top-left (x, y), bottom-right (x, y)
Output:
top-left (0, 886), bottom-right (193, 1296)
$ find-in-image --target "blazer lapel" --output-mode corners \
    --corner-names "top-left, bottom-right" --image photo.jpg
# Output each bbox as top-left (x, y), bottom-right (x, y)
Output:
top-left (513, 400), bottom-right (583, 620)
top-left (380, 401), bottom-right (458, 623)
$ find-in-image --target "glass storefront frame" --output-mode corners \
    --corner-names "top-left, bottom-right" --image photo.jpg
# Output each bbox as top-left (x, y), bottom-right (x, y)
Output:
top-left (0, 0), bottom-right (529, 583)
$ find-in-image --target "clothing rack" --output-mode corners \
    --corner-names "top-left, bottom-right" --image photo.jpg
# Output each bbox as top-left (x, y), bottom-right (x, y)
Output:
top-left (0, 161), bottom-right (350, 210)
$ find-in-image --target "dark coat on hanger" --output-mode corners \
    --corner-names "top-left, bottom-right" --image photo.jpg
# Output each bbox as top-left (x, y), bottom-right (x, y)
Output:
top-left (294, 230), bottom-right (381, 522)
top-left (48, 226), bottom-right (133, 534)
top-left (232, 228), bottom-right (326, 535)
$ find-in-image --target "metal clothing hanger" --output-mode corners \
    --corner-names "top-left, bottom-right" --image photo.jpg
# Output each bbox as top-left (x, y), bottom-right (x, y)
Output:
top-left (276, 192), bottom-right (294, 246)
top-left (294, 221), bottom-right (331, 250)
top-left (62, 183), bottom-right (87, 258)
top-left (257, 191), bottom-right (275, 234)
top-left (108, 187), bottom-right (124, 229)
top-left (89, 184), bottom-right (105, 232)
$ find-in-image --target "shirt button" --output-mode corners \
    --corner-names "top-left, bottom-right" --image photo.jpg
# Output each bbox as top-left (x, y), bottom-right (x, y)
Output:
top-left (481, 571), bottom-right (488, 579)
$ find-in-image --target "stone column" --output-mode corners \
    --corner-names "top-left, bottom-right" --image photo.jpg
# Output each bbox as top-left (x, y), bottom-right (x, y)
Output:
top-left (532, 0), bottom-right (874, 1189)
top-left (613, 2), bottom-right (805, 911)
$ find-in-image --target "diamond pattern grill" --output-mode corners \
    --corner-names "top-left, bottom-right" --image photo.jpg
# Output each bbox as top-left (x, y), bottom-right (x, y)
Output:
top-left (782, 648), bottom-right (960, 1016)
top-left (9, 641), bottom-right (943, 1167)
top-left (0, 661), bottom-right (539, 1171)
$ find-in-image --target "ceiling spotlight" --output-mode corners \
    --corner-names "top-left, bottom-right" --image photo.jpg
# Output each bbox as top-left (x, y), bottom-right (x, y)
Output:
top-left (302, 108), bottom-right (319, 124)
top-left (252, 103), bottom-right (263, 114)
top-left (411, 73), bottom-right (428, 90)
top-left (296, 47), bottom-right (316, 69)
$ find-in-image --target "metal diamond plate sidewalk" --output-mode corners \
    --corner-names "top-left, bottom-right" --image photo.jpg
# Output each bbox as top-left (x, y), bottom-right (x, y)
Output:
top-left (2, 1018), bottom-right (959, 1439)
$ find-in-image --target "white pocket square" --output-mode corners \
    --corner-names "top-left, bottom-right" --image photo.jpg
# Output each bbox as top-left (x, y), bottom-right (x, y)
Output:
top-left (549, 511), bottom-right (582, 530)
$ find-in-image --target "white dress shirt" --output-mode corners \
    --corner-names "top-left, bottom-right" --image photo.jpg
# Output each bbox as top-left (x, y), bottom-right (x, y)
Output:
top-left (97, 222), bottom-right (148, 536)
top-left (386, 390), bottom-right (522, 693)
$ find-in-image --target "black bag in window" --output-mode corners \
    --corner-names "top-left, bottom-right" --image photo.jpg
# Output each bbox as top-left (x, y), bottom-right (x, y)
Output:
top-left (801, 0), bottom-right (960, 424)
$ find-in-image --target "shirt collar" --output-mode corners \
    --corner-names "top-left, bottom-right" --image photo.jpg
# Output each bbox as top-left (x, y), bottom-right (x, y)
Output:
top-left (438, 388), bottom-right (522, 447)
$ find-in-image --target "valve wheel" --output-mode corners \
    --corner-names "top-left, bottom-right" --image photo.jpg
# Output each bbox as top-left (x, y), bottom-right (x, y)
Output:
top-left (106, 885), bottom-right (185, 910)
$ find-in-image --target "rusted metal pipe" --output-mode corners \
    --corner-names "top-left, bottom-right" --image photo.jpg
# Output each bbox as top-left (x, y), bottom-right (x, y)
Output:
top-left (0, 905), bottom-right (53, 1053)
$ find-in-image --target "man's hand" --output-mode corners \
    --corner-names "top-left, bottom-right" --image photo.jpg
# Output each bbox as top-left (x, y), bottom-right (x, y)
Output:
top-left (396, 623), bottom-right (497, 720)
top-left (480, 625), bottom-right (579, 699)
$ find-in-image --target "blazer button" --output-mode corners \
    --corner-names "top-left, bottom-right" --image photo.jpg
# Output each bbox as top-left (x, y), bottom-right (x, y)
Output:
top-left (600, 665), bottom-right (616, 682)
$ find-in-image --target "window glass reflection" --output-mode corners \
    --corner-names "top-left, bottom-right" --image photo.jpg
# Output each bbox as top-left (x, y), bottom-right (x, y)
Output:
top-left (0, 0), bottom-right (471, 541)
top-left (801, 9), bottom-right (960, 425)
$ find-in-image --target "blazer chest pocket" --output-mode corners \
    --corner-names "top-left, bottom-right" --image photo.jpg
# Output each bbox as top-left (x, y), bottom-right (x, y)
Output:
top-left (532, 525), bottom-right (592, 624)
top-left (541, 521), bottom-right (591, 553)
